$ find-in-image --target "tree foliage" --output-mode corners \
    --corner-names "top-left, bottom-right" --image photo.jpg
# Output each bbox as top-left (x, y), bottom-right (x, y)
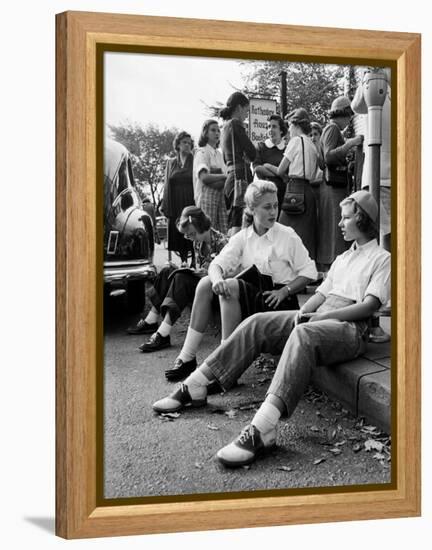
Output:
top-left (108, 123), bottom-right (178, 211)
top-left (239, 61), bottom-right (348, 126)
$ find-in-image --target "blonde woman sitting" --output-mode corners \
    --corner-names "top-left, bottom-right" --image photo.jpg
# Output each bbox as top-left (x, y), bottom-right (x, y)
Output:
top-left (164, 179), bottom-right (317, 382)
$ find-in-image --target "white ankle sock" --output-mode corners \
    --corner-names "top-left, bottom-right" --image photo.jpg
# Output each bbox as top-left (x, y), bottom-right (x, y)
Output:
top-left (184, 368), bottom-right (211, 399)
top-left (157, 321), bottom-right (172, 337)
top-left (252, 401), bottom-right (281, 434)
top-left (179, 327), bottom-right (203, 362)
top-left (145, 310), bottom-right (160, 324)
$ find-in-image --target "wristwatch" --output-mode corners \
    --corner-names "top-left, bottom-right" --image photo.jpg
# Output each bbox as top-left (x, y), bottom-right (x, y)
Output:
top-left (285, 285), bottom-right (292, 297)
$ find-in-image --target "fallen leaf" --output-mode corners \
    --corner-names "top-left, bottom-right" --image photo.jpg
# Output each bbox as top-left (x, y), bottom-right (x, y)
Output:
top-left (352, 443), bottom-right (362, 453)
top-left (207, 424), bottom-right (220, 431)
top-left (310, 426), bottom-right (320, 432)
top-left (329, 448), bottom-right (342, 455)
top-left (314, 458), bottom-right (326, 465)
top-left (361, 425), bottom-right (381, 435)
top-left (160, 412), bottom-right (180, 419)
top-left (278, 466), bottom-right (293, 472)
top-left (335, 440), bottom-right (346, 447)
top-left (225, 409), bottom-right (238, 419)
top-left (316, 411), bottom-right (323, 417)
top-left (194, 462), bottom-right (203, 469)
top-left (373, 452), bottom-right (386, 460)
top-left (364, 439), bottom-right (384, 452)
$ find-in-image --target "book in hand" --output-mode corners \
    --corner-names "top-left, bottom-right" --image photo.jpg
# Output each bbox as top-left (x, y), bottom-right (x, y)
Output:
top-left (234, 264), bottom-right (273, 292)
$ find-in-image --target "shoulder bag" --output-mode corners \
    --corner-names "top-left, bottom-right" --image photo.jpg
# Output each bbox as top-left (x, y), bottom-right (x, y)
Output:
top-left (281, 137), bottom-right (307, 214)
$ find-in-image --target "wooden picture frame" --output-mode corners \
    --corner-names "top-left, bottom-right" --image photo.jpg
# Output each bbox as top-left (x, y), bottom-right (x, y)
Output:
top-left (56, 11), bottom-right (421, 539)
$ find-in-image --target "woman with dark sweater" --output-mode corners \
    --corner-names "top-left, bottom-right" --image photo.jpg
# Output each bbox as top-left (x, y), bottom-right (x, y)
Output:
top-left (220, 92), bottom-right (256, 236)
top-left (252, 114), bottom-right (288, 213)
top-left (161, 131), bottom-right (195, 264)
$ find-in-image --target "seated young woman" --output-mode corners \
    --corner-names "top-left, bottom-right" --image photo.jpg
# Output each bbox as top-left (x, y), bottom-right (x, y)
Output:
top-left (163, 179), bottom-right (317, 383)
top-left (152, 190), bottom-right (390, 468)
top-left (129, 206), bottom-right (228, 357)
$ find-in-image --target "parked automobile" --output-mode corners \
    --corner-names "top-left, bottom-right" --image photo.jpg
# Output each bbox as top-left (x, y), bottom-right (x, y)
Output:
top-left (104, 138), bottom-right (156, 311)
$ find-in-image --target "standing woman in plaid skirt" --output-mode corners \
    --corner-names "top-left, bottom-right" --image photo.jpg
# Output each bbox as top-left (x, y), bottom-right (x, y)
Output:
top-left (193, 120), bottom-right (228, 234)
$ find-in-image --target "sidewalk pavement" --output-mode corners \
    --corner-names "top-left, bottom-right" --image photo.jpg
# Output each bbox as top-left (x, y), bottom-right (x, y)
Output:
top-left (152, 243), bottom-right (392, 434)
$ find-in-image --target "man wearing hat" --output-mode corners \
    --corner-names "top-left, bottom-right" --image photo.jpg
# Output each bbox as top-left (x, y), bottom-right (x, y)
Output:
top-left (152, 191), bottom-right (390, 468)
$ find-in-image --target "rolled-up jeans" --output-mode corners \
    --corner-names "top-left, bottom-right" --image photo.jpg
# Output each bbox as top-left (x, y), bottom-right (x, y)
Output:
top-left (205, 295), bottom-right (369, 418)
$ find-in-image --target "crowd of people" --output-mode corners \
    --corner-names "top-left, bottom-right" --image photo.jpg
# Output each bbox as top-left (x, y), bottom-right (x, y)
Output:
top-left (124, 85), bottom-right (391, 469)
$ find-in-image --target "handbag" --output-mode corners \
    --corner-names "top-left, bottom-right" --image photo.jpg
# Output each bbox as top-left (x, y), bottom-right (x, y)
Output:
top-left (231, 125), bottom-right (248, 208)
top-left (281, 137), bottom-right (307, 214)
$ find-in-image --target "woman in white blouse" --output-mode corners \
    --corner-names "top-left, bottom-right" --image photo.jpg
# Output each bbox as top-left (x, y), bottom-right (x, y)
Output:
top-left (193, 119), bottom-right (228, 234)
top-left (164, 179), bottom-right (317, 383)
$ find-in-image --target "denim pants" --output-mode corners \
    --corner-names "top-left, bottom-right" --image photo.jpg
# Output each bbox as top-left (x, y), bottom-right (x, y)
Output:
top-left (205, 296), bottom-right (368, 418)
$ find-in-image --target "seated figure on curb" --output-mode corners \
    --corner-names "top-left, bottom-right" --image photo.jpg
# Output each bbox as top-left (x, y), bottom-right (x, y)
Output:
top-left (163, 179), bottom-right (317, 383)
top-left (152, 190), bottom-right (390, 468)
top-left (127, 206), bottom-right (228, 357)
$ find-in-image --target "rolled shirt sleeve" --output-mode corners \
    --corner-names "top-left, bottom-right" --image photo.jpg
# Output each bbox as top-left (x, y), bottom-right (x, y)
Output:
top-left (210, 230), bottom-right (245, 277)
top-left (364, 254), bottom-right (391, 306)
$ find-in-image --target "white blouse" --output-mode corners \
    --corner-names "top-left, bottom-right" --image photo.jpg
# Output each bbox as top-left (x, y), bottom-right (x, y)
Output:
top-left (193, 144), bottom-right (226, 205)
top-left (316, 239), bottom-right (390, 306)
top-left (211, 222), bottom-right (317, 285)
top-left (284, 135), bottom-right (319, 181)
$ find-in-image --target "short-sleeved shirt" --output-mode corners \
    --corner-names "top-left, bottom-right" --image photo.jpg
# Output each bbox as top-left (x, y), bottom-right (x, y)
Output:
top-left (193, 144), bottom-right (226, 205)
top-left (283, 135), bottom-right (319, 181)
top-left (316, 239), bottom-right (390, 306)
top-left (211, 222), bottom-right (317, 284)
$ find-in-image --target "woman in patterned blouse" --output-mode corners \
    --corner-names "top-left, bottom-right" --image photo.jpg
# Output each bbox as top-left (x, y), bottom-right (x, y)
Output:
top-left (131, 206), bottom-right (228, 354)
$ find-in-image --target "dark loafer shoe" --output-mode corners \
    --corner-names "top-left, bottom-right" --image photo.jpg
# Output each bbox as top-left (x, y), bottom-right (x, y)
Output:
top-left (152, 383), bottom-right (207, 413)
top-left (165, 357), bottom-right (197, 381)
top-left (127, 320), bottom-right (159, 335)
top-left (139, 332), bottom-right (171, 352)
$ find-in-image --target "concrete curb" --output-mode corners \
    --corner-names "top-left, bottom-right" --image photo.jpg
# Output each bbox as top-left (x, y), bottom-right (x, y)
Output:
top-left (311, 341), bottom-right (391, 433)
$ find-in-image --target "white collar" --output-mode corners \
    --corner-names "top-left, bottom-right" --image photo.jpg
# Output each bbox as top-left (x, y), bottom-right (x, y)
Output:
top-left (350, 238), bottom-right (378, 256)
top-left (264, 138), bottom-right (286, 150)
top-left (246, 223), bottom-right (276, 241)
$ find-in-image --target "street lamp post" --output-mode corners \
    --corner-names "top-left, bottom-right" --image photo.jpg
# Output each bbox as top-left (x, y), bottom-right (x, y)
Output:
top-left (362, 68), bottom-right (389, 240)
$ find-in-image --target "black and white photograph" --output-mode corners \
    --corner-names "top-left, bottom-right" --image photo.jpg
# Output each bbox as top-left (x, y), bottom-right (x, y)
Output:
top-left (102, 50), bottom-right (392, 500)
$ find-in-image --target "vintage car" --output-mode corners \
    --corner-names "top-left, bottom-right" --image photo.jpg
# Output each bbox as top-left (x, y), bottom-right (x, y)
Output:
top-left (104, 138), bottom-right (156, 311)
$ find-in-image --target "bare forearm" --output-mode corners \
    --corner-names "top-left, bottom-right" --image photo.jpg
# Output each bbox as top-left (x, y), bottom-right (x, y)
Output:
top-left (288, 276), bottom-right (313, 295)
top-left (201, 173), bottom-right (225, 189)
top-left (317, 301), bottom-right (379, 322)
top-left (255, 165), bottom-right (276, 178)
top-left (208, 263), bottom-right (224, 284)
top-left (301, 292), bottom-right (326, 313)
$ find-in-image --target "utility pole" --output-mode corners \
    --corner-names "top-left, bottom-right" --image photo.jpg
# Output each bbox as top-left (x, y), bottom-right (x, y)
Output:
top-left (279, 71), bottom-right (287, 118)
